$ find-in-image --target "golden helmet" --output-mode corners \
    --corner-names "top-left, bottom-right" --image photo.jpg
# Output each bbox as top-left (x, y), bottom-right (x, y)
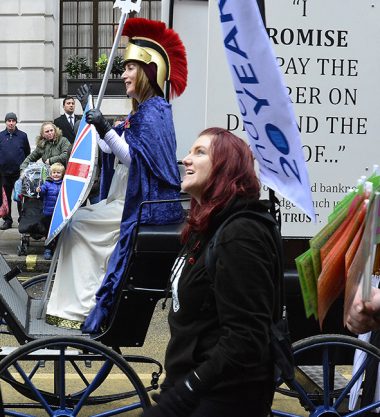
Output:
top-left (122, 18), bottom-right (187, 98)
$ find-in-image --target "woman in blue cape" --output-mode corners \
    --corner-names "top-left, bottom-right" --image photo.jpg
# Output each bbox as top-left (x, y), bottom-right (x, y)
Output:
top-left (46, 18), bottom-right (188, 334)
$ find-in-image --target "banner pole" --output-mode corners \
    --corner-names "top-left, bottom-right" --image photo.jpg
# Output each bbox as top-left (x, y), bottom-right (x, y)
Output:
top-left (257, 0), bottom-right (281, 225)
top-left (257, 0), bottom-right (266, 26)
top-left (95, 12), bottom-right (128, 110)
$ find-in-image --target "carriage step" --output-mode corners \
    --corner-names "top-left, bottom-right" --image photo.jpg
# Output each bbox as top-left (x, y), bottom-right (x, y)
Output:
top-left (296, 365), bottom-right (349, 392)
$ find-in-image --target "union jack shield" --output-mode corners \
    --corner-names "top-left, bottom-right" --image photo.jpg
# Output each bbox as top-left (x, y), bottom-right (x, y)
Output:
top-left (46, 96), bottom-right (98, 244)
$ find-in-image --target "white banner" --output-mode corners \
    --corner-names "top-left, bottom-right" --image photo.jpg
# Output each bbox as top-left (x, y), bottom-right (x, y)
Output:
top-left (217, 0), bottom-right (315, 221)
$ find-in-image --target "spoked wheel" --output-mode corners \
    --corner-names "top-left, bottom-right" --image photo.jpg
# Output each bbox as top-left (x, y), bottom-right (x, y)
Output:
top-left (0, 336), bottom-right (151, 416)
top-left (22, 273), bottom-right (50, 299)
top-left (272, 334), bottom-right (380, 417)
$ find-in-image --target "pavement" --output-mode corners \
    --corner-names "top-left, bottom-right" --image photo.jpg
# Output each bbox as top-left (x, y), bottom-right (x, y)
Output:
top-left (0, 220), bottom-right (50, 278)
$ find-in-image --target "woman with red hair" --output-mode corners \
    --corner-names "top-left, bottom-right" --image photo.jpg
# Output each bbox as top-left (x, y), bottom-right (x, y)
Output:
top-left (143, 127), bottom-right (282, 417)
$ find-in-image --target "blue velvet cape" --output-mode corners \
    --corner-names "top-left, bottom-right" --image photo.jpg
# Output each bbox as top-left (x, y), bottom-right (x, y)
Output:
top-left (82, 97), bottom-right (183, 334)
top-left (99, 152), bottom-right (115, 200)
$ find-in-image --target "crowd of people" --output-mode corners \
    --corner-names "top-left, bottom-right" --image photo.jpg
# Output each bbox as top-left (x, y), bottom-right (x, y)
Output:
top-left (0, 93), bottom-right (78, 228)
top-left (0, 104), bottom-right (75, 260)
top-left (0, 84), bottom-right (102, 246)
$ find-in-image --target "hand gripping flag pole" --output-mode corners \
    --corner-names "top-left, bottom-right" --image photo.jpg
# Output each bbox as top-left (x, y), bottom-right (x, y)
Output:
top-left (96, 0), bottom-right (142, 109)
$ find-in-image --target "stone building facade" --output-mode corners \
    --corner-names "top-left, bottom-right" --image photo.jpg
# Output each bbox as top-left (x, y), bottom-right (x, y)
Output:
top-left (0, 0), bottom-right (130, 145)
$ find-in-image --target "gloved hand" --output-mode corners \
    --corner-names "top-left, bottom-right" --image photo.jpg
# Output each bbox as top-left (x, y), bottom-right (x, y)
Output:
top-left (86, 109), bottom-right (112, 139)
top-left (76, 84), bottom-right (92, 111)
top-left (140, 374), bottom-right (202, 417)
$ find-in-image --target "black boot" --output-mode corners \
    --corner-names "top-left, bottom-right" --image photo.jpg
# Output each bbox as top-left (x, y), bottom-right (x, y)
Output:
top-left (0, 221), bottom-right (12, 230)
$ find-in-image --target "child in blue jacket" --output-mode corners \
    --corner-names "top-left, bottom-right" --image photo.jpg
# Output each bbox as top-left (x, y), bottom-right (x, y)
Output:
top-left (36, 162), bottom-right (65, 260)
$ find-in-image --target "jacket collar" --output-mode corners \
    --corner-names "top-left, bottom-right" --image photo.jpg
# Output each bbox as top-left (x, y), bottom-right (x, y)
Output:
top-left (208, 197), bottom-right (272, 236)
top-left (4, 127), bottom-right (18, 136)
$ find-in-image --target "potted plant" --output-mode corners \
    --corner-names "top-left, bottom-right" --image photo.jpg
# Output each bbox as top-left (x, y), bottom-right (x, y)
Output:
top-left (65, 55), bottom-right (125, 96)
top-left (111, 55), bottom-right (125, 77)
top-left (96, 54), bottom-right (125, 77)
top-left (91, 54), bottom-right (125, 95)
top-left (65, 55), bottom-right (93, 95)
top-left (64, 56), bottom-right (92, 79)
top-left (95, 53), bottom-right (109, 76)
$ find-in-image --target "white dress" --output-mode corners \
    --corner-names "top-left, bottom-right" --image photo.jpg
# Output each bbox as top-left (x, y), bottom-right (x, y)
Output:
top-left (46, 163), bottom-right (129, 329)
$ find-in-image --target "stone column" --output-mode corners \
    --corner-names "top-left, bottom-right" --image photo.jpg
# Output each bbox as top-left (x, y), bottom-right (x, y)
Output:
top-left (0, 0), bottom-right (59, 143)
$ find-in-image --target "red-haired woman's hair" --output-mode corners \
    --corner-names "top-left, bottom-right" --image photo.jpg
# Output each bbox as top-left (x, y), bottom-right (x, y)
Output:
top-left (182, 127), bottom-right (260, 242)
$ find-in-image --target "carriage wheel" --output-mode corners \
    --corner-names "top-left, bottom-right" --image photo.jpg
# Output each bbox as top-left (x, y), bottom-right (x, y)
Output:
top-left (0, 336), bottom-right (150, 416)
top-left (272, 334), bottom-right (380, 416)
top-left (22, 273), bottom-right (49, 299)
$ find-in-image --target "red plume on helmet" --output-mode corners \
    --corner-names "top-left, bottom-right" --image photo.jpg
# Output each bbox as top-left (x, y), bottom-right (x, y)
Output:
top-left (122, 18), bottom-right (187, 98)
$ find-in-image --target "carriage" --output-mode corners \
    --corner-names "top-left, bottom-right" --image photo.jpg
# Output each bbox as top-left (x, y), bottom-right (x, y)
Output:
top-left (0, 198), bottom-right (379, 416)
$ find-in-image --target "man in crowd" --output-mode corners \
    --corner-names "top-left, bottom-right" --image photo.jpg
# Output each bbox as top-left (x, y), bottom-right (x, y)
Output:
top-left (0, 112), bottom-right (30, 230)
top-left (54, 96), bottom-right (80, 144)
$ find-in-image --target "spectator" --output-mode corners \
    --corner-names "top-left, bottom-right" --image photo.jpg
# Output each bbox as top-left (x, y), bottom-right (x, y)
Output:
top-left (36, 162), bottom-right (65, 260)
top-left (0, 112), bottom-right (30, 230)
top-left (142, 128), bottom-right (281, 417)
top-left (20, 122), bottom-right (71, 170)
top-left (54, 96), bottom-right (80, 144)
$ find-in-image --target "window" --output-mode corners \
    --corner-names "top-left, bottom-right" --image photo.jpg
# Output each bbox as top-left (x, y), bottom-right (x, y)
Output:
top-left (59, 0), bottom-right (162, 96)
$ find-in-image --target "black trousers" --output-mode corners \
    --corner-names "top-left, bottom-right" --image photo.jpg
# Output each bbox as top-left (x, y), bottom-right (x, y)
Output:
top-left (1, 173), bottom-right (21, 223)
top-left (41, 215), bottom-right (57, 251)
